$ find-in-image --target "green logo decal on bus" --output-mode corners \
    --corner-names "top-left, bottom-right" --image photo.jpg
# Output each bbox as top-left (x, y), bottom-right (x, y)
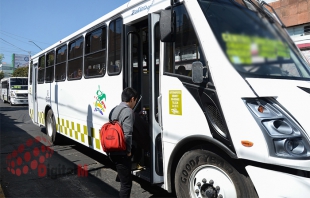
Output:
top-left (94, 85), bottom-right (106, 115)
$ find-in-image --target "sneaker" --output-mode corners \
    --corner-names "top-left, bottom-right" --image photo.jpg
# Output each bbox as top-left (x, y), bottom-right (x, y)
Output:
top-left (136, 164), bottom-right (146, 170)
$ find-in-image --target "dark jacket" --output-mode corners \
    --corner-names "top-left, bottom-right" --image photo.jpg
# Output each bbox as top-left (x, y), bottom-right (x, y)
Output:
top-left (109, 102), bottom-right (135, 155)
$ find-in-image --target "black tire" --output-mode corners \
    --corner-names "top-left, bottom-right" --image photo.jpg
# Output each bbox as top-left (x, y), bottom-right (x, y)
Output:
top-left (175, 149), bottom-right (257, 198)
top-left (46, 109), bottom-right (58, 144)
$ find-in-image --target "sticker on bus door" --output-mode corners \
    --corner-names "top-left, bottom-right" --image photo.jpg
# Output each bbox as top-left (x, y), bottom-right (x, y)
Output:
top-left (169, 90), bottom-right (182, 115)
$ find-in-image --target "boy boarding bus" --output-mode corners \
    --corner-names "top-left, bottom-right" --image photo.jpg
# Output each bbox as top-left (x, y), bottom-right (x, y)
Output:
top-left (28, 0), bottom-right (310, 197)
top-left (1, 77), bottom-right (28, 105)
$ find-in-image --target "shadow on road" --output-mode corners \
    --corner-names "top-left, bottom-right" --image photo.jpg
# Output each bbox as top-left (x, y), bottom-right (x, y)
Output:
top-left (57, 133), bottom-right (176, 197)
top-left (1, 103), bottom-right (176, 197)
top-left (0, 109), bottom-right (120, 197)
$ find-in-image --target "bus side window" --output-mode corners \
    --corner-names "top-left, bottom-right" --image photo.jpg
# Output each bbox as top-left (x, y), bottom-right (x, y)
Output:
top-left (55, 45), bottom-right (67, 82)
top-left (108, 18), bottom-right (122, 75)
top-left (164, 4), bottom-right (206, 79)
top-left (45, 50), bottom-right (55, 83)
top-left (38, 56), bottom-right (45, 84)
top-left (68, 37), bottom-right (83, 80)
top-left (84, 26), bottom-right (106, 78)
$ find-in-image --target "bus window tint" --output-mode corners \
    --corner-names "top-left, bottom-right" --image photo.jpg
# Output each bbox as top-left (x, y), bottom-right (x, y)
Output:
top-left (45, 50), bottom-right (55, 83)
top-left (55, 45), bottom-right (67, 82)
top-left (30, 61), bottom-right (33, 85)
top-left (68, 37), bottom-right (84, 80)
top-left (11, 78), bottom-right (28, 90)
top-left (198, 0), bottom-right (310, 79)
top-left (85, 27), bottom-right (106, 77)
top-left (164, 4), bottom-right (204, 78)
top-left (108, 18), bottom-right (122, 75)
top-left (38, 56), bottom-right (45, 84)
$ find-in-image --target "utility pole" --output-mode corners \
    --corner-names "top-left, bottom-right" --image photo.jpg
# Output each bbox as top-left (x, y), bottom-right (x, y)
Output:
top-left (29, 41), bottom-right (43, 51)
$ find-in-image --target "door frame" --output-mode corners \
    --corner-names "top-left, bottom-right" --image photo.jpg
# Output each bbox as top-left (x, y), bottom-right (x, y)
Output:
top-left (148, 13), bottom-right (163, 184)
top-left (32, 63), bottom-right (38, 124)
top-left (124, 13), bottom-right (163, 184)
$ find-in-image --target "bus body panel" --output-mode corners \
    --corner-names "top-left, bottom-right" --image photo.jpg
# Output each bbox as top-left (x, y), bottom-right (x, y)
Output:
top-left (36, 83), bottom-right (49, 125)
top-left (29, 58), bottom-right (39, 125)
top-left (122, 0), bottom-right (169, 24)
top-left (185, 0), bottom-right (271, 163)
top-left (35, 75), bottom-right (124, 153)
top-left (160, 75), bottom-right (212, 144)
top-left (184, 0), bottom-right (310, 171)
top-left (247, 78), bottom-right (310, 135)
top-left (246, 166), bottom-right (310, 197)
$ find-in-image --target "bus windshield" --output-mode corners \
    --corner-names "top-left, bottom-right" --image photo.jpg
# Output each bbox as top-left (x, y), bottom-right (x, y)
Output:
top-left (10, 78), bottom-right (28, 90)
top-left (198, 0), bottom-right (310, 80)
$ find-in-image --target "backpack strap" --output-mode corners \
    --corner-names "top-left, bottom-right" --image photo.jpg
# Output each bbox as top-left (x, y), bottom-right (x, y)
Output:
top-left (109, 106), bottom-right (127, 122)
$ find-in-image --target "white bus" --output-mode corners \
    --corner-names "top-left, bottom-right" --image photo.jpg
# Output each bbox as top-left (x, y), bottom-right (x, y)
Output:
top-left (28, 0), bottom-right (310, 197)
top-left (1, 77), bottom-right (28, 105)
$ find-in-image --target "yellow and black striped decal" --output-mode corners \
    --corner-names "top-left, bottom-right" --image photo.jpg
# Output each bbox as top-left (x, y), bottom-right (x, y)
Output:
top-left (29, 109), bottom-right (102, 150)
top-left (29, 109), bottom-right (34, 120)
top-left (56, 118), bottom-right (101, 150)
top-left (38, 112), bottom-right (45, 125)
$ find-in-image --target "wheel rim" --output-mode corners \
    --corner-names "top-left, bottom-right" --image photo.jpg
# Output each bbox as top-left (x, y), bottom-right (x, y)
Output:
top-left (189, 165), bottom-right (237, 198)
top-left (47, 114), bottom-right (53, 137)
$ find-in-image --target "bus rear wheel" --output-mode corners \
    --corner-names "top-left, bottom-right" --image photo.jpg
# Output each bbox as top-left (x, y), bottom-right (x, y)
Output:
top-left (46, 109), bottom-right (58, 144)
top-left (174, 149), bottom-right (257, 198)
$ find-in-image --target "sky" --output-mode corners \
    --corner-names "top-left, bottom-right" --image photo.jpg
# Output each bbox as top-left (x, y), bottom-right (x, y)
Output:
top-left (0, 0), bottom-right (128, 64)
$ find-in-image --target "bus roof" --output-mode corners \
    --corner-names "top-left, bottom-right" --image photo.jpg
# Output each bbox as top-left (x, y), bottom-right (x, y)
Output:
top-left (30, 0), bottom-right (170, 61)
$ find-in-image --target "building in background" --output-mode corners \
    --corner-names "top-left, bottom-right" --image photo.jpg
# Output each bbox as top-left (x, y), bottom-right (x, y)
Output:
top-left (12, 54), bottom-right (30, 68)
top-left (265, 0), bottom-right (310, 63)
top-left (0, 54), bottom-right (29, 78)
top-left (0, 63), bottom-right (13, 78)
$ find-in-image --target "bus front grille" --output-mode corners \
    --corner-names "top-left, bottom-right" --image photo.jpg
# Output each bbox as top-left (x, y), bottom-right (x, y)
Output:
top-left (16, 93), bottom-right (28, 98)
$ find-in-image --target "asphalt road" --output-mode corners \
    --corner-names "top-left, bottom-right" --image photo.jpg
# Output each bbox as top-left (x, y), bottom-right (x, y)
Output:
top-left (0, 101), bottom-right (175, 197)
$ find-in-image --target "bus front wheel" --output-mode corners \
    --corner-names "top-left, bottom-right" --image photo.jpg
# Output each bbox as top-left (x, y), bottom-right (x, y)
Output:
top-left (10, 98), bottom-right (14, 106)
top-left (46, 109), bottom-right (58, 144)
top-left (174, 149), bottom-right (257, 198)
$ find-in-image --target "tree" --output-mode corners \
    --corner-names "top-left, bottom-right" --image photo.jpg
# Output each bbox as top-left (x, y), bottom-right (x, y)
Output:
top-left (0, 71), bottom-right (4, 80)
top-left (0, 54), bottom-right (4, 63)
top-left (12, 67), bottom-right (28, 77)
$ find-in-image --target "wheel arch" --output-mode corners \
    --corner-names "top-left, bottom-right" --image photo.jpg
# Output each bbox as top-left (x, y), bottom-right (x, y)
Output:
top-left (166, 135), bottom-right (238, 193)
top-left (44, 105), bottom-right (52, 126)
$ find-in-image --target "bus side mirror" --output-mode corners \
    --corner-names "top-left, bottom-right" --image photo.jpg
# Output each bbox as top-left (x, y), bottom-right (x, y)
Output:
top-left (160, 10), bottom-right (175, 42)
top-left (192, 61), bottom-right (205, 83)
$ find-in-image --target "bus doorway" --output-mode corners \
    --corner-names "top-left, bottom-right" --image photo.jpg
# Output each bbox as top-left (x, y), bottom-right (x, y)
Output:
top-left (32, 63), bottom-right (39, 124)
top-left (125, 13), bottom-right (163, 184)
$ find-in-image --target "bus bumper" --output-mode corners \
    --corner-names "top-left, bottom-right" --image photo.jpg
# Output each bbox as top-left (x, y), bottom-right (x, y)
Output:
top-left (246, 166), bottom-right (310, 197)
top-left (11, 98), bottom-right (28, 105)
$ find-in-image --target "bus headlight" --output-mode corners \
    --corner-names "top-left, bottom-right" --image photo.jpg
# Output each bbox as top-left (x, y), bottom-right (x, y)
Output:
top-left (10, 91), bottom-right (16, 97)
top-left (286, 138), bottom-right (305, 154)
top-left (244, 98), bottom-right (310, 159)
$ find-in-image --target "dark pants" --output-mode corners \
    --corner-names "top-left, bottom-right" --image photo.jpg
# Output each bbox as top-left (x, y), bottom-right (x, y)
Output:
top-left (109, 155), bottom-right (132, 198)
